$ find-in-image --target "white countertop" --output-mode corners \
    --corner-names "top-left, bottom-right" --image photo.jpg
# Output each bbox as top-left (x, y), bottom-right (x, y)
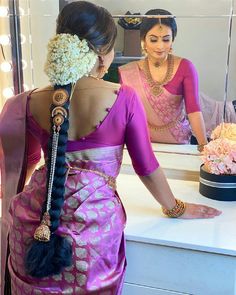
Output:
top-left (117, 174), bottom-right (236, 256)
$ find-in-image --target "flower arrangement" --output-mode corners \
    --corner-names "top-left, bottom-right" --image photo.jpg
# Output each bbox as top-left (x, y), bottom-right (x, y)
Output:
top-left (44, 33), bottom-right (97, 85)
top-left (201, 123), bottom-right (236, 175)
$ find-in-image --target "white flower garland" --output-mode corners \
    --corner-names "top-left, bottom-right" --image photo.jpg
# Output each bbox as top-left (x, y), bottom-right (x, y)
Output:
top-left (44, 33), bottom-right (97, 85)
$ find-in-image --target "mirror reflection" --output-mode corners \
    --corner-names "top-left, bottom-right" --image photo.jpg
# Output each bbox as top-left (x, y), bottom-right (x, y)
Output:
top-left (105, 8), bottom-right (236, 148)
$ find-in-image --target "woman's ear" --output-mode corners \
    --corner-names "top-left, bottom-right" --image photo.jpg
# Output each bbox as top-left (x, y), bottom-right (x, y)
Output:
top-left (98, 55), bottom-right (105, 66)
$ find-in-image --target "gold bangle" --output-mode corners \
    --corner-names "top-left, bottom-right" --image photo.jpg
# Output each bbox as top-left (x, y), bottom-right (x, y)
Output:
top-left (197, 143), bottom-right (207, 152)
top-left (162, 199), bottom-right (186, 218)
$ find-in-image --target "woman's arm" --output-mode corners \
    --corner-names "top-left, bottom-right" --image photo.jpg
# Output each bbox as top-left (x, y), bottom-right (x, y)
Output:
top-left (188, 111), bottom-right (208, 150)
top-left (182, 60), bottom-right (208, 148)
top-left (125, 88), bottom-right (221, 219)
top-left (139, 167), bottom-right (221, 219)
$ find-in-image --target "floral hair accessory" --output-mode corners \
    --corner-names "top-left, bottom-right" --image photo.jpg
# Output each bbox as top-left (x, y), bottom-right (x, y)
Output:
top-left (44, 33), bottom-right (97, 85)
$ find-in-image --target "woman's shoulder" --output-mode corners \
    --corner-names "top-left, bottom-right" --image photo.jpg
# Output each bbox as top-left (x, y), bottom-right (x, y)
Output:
top-left (102, 80), bottom-right (121, 92)
top-left (173, 56), bottom-right (198, 77)
top-left (175, 56), bottom-right (197, 70)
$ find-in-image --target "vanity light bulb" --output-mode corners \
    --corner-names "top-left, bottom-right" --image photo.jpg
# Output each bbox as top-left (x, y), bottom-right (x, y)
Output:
top-left (23, 84), bottom-right (29, 91)
top-left (3, 87), bottom-right (14, 99)
top-left (0, 61), bottom-right (12, 72)
top-left (19, 7), bottom-right (25, 16)
top-left (0, 35), bottom-right (10, 45)
top-left (0, 6), bottom-right (9, 17)
top-left (20, 34), bottom-right (26, 44)
top-left (21, 60), bottom-right (27, 69)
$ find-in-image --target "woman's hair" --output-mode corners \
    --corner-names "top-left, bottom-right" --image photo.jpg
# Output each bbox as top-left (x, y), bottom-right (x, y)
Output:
top-left (56, 1), bottom-right (117, 54)
top-left (140, 9), bottom-right (177, 41)
top-left (25, 1), bottom-right (117, 278)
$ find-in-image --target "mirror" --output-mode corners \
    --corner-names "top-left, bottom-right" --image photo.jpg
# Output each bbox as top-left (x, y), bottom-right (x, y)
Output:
top-left (0, 0), bottom-right (235, 156)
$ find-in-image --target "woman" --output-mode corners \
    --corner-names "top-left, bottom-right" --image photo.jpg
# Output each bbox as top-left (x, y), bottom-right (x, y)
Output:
top-left (119, 9), bottom-right (235, 150)
top-left (0, 2), bottom-right (221, 294)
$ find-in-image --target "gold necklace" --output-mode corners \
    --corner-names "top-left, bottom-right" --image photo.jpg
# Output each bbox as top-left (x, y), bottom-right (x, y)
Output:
top-left (88, 74), bottom-right (101, 80)
top-left (154, 56), bottom-right (167, 68)
top-left (143, 54), bottom-right (174, 96)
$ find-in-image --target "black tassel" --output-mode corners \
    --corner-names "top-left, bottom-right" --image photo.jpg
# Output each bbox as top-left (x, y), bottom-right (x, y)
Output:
top-left (25, 234), bottom-right (72, 278)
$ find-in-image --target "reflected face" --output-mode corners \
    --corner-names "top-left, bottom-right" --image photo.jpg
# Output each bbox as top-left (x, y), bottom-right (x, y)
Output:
top-left (143, 24), bottom-right (173, 60)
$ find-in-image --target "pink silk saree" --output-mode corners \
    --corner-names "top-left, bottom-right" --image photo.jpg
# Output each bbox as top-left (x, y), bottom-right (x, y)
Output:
top-left (119, 61), bottom-right (236, 142)
top-left (0, 92), bottom-right (30, 295)
top-left (119, 62), bottom-right (191, 144)
top-left (8, 146), bottom-right (126, 295)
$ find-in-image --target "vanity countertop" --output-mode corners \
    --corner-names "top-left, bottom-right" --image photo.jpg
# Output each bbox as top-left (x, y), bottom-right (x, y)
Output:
top-left (117, 174), bottom-right (236, 256)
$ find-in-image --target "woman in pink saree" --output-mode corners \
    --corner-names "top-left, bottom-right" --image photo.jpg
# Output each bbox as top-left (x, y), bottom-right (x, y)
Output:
top-left (0, 2), bottom-right (221, 295)
top-left (119, 9), bottom-right (236, 150)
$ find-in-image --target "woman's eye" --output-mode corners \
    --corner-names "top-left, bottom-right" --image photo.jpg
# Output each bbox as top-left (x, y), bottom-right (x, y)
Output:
top-left (163, 39), bottom-right (171, 42)
top-left (150, 39), bottom-right (157, 43)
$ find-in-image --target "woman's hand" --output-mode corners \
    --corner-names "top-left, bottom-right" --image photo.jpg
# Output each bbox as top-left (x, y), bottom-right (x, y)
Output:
top-left (178, 203), bottom-right (222, 219)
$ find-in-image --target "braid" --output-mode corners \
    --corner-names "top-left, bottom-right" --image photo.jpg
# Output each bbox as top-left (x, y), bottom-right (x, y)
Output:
top-left (25, 84), bottom-right (73, 278)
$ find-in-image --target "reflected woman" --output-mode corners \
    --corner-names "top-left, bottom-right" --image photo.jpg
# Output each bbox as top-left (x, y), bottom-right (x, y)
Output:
top-left (119, 9), bottom-right (235, 151)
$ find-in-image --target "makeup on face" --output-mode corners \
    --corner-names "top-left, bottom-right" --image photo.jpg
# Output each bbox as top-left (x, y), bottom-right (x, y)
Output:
top-left (144, 24), bottom-right (173, 60)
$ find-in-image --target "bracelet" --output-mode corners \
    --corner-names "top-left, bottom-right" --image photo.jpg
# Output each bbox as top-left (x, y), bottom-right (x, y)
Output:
top-left (162, 199), bottom-right (186, 218)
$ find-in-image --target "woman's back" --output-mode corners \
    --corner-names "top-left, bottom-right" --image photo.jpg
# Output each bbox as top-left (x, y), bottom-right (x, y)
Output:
top-left (29, 78), bottom-right (120, 141)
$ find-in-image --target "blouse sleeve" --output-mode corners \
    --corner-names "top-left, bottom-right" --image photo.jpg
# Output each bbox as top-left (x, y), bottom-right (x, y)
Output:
top-left (125, 88), bottom-right (159, 176)
top-left (183, 59), bottom-right (201, 114)
top-left (26, 130), bottom-right (41, 165)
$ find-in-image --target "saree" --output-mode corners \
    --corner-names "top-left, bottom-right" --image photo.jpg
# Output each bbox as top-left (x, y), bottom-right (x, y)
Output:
top-left (8, 146), bottom-right (126, 294)
top-left (119, 62), bottom-right (191, 144)
top-left (0, 92), bottom-right (30, 295)
top-left (119, 61), bottom-right (236, 142)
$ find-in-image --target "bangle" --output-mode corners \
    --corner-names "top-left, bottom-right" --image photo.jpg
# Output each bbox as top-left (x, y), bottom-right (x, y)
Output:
top-left (162, 199), bottom-right (186, 218)
top-left (197, 143), bottom-right (207, 152)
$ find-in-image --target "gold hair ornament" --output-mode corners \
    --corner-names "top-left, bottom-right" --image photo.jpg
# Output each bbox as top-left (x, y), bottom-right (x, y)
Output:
top-left (33, 84), bottom-right (75, 242)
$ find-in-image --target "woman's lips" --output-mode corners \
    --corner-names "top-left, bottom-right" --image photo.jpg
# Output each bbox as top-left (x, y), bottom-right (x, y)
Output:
top-left (155, 51), bottom-right (164, 55)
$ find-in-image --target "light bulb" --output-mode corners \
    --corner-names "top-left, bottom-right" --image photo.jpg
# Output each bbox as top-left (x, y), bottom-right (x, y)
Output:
top-left (0, 6), bottom-right (9, 17)
top-left (0, 35), bottom-right (10, 45)
top-left (19, 7), bottom-right (25, 16)
top-left (20, 34), bottom-right (26, 44)
top-left (3, 87), bottom-right (14, 99)
top-left (21, 60), bottom-right (27, 70)
top-left (23, 84), bottom-right (29, 91)
top-left (0, 61), bottom-right (12, 72)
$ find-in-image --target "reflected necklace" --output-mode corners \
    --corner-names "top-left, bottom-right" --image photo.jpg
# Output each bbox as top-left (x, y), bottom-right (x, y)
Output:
top-left (143, 54), bottom-right (174, 96)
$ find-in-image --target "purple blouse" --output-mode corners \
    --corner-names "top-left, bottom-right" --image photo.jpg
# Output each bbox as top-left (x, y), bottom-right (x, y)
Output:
top-left (163, 58), bottom-right (200, 114)
top-left (26, 85), bottom-right (159, 176)
top-left (119, 58), bottom-right (201, 115)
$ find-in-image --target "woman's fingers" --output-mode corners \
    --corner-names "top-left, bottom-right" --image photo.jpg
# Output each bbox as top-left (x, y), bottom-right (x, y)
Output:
top-left (179, 203), bottom-right (222, 219)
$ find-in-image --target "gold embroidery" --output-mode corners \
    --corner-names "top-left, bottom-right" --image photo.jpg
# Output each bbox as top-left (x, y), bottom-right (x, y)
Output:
top-left (67, 166), bottom-right (116, 190)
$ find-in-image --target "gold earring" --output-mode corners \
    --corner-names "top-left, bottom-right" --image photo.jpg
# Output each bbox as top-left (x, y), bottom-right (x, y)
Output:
top-left (141, 41), bottom-right (147, 55)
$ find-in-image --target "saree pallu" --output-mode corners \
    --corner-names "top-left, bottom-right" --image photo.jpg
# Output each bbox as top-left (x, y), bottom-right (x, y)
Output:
top-left (8, 145), bottom-right (126, 295)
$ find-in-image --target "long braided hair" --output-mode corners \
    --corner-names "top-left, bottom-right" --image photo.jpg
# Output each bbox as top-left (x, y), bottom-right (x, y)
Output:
top-left (25, 1), bottom-right (117, 278)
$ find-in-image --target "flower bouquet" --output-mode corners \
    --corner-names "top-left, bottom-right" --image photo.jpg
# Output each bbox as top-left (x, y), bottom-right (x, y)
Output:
top-left (199, 123), bottom-right (236, 201)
